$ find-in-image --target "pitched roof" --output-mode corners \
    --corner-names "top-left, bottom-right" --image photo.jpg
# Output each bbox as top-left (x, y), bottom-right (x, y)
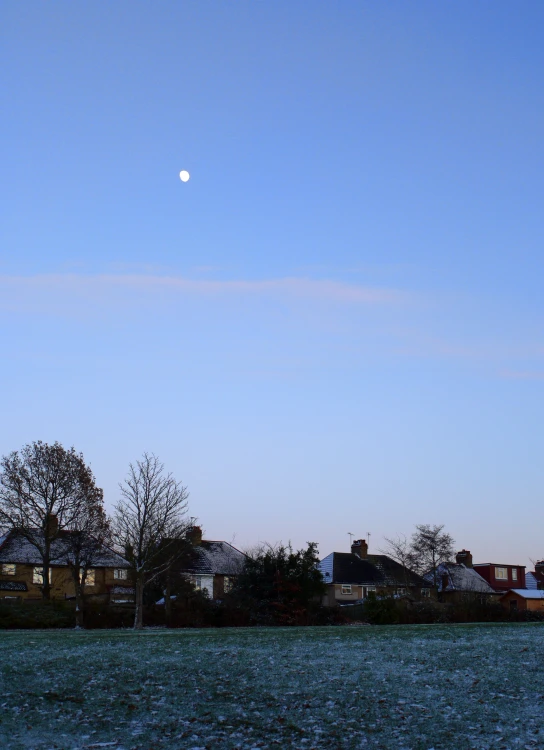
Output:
top-left (0, 530), bottom-right (130, 568)
top-left (525, 572), bottom-right (538, 590)
top-left (427, 563), bottom-right (496, 594)
top-left (318, 552), bottom-right (428, 588)
top-left (366, 554), bottom-right (429, 588)
top-left (501, 589), bottom-right (544, 600)
top-left (181, 541), bottom-right (246, 576)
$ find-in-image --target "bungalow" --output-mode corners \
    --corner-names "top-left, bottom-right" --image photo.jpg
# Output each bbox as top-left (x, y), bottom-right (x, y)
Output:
top-left (0, 529), bottom-right (133, 604)
top-left (318, 538), bottom-right (430, 607)
top-left (179, 526), bottom-right (246, 599)
top-left (426, 557), bottom-right (498, 603)
top-left (500, 589), bottom-right (544, 613)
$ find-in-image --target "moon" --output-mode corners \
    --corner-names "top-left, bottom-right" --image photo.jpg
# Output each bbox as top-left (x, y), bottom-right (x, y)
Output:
top-left (179, 170), bottom-right (190, 183)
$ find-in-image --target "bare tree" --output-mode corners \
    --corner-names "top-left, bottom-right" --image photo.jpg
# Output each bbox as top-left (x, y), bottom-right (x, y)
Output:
top-left (409, 524), bottom-right (455, 589)
top-left (57, 487), bottom-right (110, 628)
top-left (112, 453), bottom-right (190, 629)
top-left (380, 534), bottom-right (417, 589)
top-left (0, 441), bottom-right (101, 600)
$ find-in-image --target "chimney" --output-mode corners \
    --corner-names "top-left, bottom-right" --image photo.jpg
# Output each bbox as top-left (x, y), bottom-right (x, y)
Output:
top-left (455, 549), bottom-right (473, 568)
top-left (186, 525), bottom-right (202, 547)
top-left (351, 538), bottom-right (368, 559)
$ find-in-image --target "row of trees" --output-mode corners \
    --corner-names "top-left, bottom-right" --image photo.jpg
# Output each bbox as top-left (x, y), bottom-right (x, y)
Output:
top-left (0, 442), bottom-right (190, 628)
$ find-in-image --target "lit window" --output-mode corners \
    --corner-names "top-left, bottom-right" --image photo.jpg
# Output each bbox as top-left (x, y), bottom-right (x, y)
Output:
top-left (114, 569), bottom-right (128, 580)
top-left (1, 564), bottom-right (15, 576)
top-left (512, 569), bottom-right (518, 581)
top-left (341, 584), bottom-right (352, 595)
top-left (33, 567), bottom-right (52, 585)
top-left (495, 567), bottom-right (508, 580)
top-left (83, 569), bottom-right (95, 586)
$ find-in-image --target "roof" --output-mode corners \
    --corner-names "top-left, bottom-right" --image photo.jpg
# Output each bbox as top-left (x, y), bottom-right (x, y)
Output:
top-left (366, 554), bottom-right (429, 588)
top-left (318, 552), bottom-right (428, 588)
top-left (0, 530), bottom-right (130, 568)
top-left (525, 572), bottom-right (538, 590)
top-left (501, 589), bottom-right (544, 600)
top-left (181, 541), bottom-right (246, 576)
top-left (473, 563), bottom-right (525, 569)
top-left (427, 563), bottom-right (496, 594)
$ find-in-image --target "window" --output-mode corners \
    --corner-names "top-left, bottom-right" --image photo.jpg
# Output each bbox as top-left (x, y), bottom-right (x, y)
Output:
top-left (512, 569), bottom-right (518, 582)
top-left (33, 567), bottom-right (52, 585)
top-left (396, 587), bottom-right (406, 596)
top-left (421, 588), bottom-right (430, 598)
top-left (341, 584), bottom-right (352, 595)
top-left (114, 569), bottom-right (128, 580)
top-left (1, 564), bottom-right (15, 576)
top-left (83, 569), bottom-right (95, 586)
top-left (495, 567), bottom-right (508, 580)
top-left (223, 576), bottom-right (232, 593)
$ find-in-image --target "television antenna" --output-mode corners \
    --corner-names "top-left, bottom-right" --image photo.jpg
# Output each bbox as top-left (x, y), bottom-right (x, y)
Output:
top-left (348, 532), bottom-right (355, 545)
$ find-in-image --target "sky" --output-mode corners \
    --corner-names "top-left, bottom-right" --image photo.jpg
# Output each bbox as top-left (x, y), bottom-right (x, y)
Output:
top-left (1, 2), bottom-right (543, 567)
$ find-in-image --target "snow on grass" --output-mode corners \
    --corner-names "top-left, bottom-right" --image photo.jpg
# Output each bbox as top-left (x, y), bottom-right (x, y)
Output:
top-left (0, 623), bottom-right (543, 749)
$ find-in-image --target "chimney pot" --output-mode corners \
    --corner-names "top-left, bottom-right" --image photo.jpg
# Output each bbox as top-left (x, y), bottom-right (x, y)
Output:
top-left (186, 525), bottom-right (203, 546)
top-left (455, 549), bottom-right (473, 568)
top-left (351, 538), bottom-right (368, 559)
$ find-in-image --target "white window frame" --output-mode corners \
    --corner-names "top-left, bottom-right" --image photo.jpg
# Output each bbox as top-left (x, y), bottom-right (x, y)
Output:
top-left (341, 584), bottom-right (352, 595)
top-left (512, 569), bottom-right (518, 581)
top-left (114, 569), bottom-right (128, 580)
top-left (1, 564), bottom-right (16, 576)
top-left (421, 588), bottom-right (430, 598)
top-left (33, 567), bottom-right (52, 585)
top-left (495, 567), bottom-right (508, 580)
top-left (223, 576), bottom-right (232, 593)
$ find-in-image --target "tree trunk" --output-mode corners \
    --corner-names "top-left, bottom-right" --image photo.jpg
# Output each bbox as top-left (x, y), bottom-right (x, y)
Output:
top-left (74, 581), bottom-right (85, 629)
top-left (42, 551), bottom-right (51, 600)
top-left (134, 575), bottom-right (144, 629)
top-left (165, 569), bottom-right (172, 628)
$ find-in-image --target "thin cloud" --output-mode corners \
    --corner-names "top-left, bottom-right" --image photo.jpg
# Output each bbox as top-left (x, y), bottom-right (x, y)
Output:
top-left (0, 273), bottom-right (407, 306)
top-left (500, 370), bottom-right (544, 381)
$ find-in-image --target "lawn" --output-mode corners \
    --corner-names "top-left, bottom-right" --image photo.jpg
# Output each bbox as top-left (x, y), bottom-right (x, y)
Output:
top-left (0, 623), bottom-right (543, 750)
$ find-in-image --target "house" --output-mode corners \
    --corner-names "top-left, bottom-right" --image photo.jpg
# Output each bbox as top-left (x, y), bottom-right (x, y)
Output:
top-left (472, 557), bottom-right (526, 593)
top-left (0, 529), bottom-right (133, 604)
top-left (318, 538), bottom-right (430, 607)
top-left (500, 589), bottom-right (544, 613)
top-left (179, 526), bottom-right (246, 599)
top-left (426, 552), bottom-right (498, 603)
top-left (524, 560), bottom-right (544, 590)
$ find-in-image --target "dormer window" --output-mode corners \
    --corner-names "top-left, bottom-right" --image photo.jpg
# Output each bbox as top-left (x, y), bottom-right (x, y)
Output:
top-left (512, 569), bottom-right (518, 581)
top-left (495, 567), bottom-right (508, 580)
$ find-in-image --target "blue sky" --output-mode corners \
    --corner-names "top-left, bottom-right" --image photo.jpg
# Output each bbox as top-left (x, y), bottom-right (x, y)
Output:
top-left (1, 2), bottom-right (543, 566)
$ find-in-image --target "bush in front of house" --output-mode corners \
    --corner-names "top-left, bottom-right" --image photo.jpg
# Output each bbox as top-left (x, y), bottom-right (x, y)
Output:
top-left (0, 600), bottom-right (75, 629)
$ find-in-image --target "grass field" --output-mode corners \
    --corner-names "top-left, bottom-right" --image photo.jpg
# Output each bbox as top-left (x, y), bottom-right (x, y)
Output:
top-left (0, 623), bottom-right (543, 750)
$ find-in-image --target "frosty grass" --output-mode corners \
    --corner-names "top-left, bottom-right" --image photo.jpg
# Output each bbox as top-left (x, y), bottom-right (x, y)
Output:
top-left (0, 623), bottom-right (543, 749)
